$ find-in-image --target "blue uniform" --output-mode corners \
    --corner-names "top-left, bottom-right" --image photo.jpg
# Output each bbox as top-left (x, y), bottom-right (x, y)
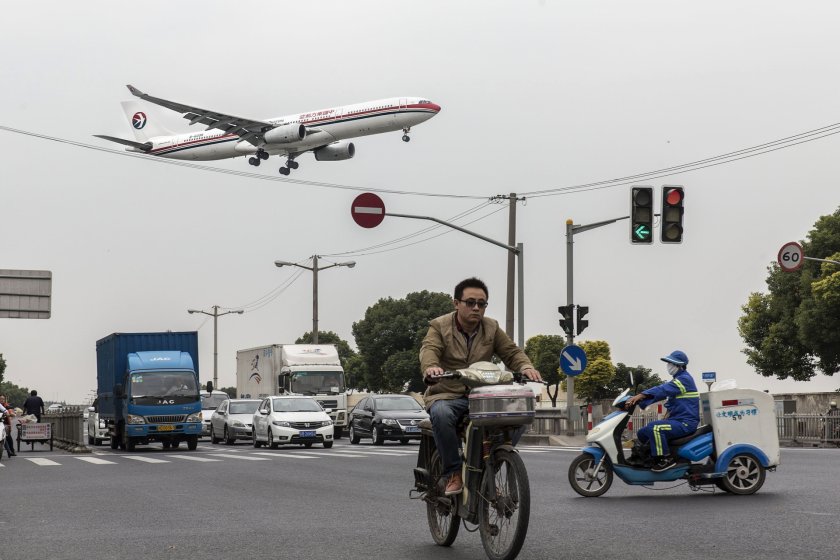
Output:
top-left (637, 370), bottom-right (700, 457)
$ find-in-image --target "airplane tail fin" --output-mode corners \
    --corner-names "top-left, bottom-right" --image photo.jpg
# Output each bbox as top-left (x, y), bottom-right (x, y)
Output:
top-left (121, 100), bottom-right (176, 141)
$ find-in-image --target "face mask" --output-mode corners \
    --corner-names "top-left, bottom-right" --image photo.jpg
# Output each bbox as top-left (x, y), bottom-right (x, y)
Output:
top-left (667, 363), bottom-right (680, 376)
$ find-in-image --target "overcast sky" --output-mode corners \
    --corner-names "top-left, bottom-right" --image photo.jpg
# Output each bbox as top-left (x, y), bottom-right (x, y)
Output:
top-left (3, 1), bottom-right (840, 403)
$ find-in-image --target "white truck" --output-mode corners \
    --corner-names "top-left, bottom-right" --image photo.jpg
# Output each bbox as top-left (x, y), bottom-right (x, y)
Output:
top-left (236, 344), bottom-right (348, 438)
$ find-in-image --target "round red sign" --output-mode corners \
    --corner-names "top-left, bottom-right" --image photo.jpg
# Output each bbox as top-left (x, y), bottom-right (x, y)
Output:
top-left (351, 193), bottom-right (386, 228)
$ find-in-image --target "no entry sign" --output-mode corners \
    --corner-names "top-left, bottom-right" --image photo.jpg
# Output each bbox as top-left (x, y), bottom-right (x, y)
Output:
top-left (351, 193), bottom-right (386, 228)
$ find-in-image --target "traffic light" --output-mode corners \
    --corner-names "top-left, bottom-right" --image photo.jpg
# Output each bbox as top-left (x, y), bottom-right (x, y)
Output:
top-left (660, 185), bottom-right (684, 243)
top-left (630, 186), bottom-right (654, 244)
top-left (558, 304), bottom-right (574, 336)
top-left (576, 306), bottom-right (589, 335)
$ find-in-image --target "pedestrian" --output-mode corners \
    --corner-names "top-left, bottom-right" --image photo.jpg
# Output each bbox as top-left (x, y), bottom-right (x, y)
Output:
top-left (0, 395), bottom-right (16, 457)
top-left (23, 389), bottom-right (45, 422)
top-left (825, 401), bottom-right (840, 443)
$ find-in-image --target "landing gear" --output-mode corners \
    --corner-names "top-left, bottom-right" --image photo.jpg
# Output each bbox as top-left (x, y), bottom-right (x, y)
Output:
top-left (258, 149), bottom-right (269, 160)
top-left (248, 157), bottom-right (261, 166)
top-left (249, 149), bottom-right (270, 166)
top-left (279, 156), bottom-right (299, 176)
top-left (402, 127), bottom-right (412, 142)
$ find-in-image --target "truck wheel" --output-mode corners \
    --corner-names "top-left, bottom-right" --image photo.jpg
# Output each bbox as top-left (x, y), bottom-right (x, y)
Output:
top-left (110, 432), bottom-right (119, 450)
top-left (333, 428), bottom-right (342, 440)
top-left (125, 436), bottom-right (136, 452)
top-left (88, 435), bottom-right (94, 445)
top-left (162, 441), bottom-right (171, 449)
top-left (94, 438), bottom-right (102, 446)
top-left (187, 436), bottom-right (198, 451)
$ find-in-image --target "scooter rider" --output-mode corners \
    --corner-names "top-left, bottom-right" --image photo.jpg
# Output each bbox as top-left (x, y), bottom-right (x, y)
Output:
top-left (625, 350), bottom-right (700, 472)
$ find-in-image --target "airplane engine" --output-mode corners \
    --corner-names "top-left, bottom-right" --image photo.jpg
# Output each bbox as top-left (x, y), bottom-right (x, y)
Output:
top-left (264, 123), bottom-right (306, 144)
top-left (314, 141), bottom-right (356, 161)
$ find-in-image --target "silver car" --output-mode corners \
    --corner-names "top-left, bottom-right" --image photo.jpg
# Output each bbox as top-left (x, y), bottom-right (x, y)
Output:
top-left (209, 399), bottom-right (261, 445)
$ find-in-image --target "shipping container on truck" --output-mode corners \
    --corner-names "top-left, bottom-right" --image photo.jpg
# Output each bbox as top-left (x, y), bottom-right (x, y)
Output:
top-left (96, 332), bottom-right (203, 451)
top-left (236, 344), bottom-right (348, 437)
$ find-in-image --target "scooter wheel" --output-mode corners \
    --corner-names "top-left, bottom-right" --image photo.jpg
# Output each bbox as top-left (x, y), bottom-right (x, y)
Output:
top-left (719, 453), bottom-right (766, 495)
top-left (568, 453), bottom-right (613, 497)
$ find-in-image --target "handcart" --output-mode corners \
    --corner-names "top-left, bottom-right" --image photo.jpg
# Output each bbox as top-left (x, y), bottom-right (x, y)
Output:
top-left (17, 422), bottom-right (54, 452)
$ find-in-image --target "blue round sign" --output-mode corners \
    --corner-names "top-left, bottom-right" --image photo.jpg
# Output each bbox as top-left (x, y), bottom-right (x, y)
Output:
top-left (560, 344), bottom-right (587, 377)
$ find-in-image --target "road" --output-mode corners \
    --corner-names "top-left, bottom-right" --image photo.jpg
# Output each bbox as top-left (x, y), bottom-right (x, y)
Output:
top-left (3, 440), bottom-right (839, 559)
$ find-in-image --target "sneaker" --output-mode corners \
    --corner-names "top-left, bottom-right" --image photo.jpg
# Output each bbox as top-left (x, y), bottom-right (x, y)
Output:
top-left (445, 472), bottom-right (463, 495)
top-left (651, 457), bottom-right (677, 472)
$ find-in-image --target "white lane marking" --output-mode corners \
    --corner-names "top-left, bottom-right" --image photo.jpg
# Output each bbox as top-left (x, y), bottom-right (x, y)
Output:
top-left (251, 452), bottom-right (316, 459)
top-left (207, 453), bottom-right (270, 461)
top-left (27, 458), bottom-right (61, 466)
top-left (77, 457), bottom-right (118, 465)
top-left (337, 450), bottom-right (409, 457)
top-left (166, 455), bottom-right (221, 462)
top-left (289, 450), bottom-right (367, 458)
top-left (125, 456), bottom-right (170, 464)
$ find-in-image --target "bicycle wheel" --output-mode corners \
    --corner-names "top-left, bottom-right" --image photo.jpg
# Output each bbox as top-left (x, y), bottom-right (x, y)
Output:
top-left (426, 450), bottom-right (461, 546)
top-left (478, 449), bottom-right (530, 560)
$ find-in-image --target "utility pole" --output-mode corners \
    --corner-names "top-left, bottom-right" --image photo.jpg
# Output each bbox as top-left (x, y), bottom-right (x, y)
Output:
top-left (187, 305), bottom-right (244, 390)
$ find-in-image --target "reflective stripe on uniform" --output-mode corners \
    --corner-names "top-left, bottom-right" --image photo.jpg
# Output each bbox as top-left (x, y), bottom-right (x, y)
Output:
top-left (673, 379), bottom-right (687, 394)
top-left (653, 424), bottom-right (672, 455)
top-left (676, 392), bottom-right (699, 399)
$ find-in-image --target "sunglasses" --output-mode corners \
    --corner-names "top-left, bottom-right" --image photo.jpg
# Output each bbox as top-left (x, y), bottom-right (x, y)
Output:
top-left (457, 299), bottom-right (488, 309)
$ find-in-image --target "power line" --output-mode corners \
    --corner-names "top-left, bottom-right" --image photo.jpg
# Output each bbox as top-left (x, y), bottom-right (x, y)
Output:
top-left (0, 125), bottom-right (487, 200)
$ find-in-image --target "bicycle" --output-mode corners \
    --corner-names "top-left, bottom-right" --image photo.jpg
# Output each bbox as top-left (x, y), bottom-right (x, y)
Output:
top-left (411, 362), bottom-right (536, 560)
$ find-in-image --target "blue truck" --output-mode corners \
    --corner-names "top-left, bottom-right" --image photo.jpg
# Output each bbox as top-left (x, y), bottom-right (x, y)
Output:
top-left (96, 332), bottom-right (203, 451)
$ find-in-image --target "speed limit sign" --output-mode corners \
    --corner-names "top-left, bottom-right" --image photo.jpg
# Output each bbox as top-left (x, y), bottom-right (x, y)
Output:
top-left (778, 241), bottom-right (804, 272)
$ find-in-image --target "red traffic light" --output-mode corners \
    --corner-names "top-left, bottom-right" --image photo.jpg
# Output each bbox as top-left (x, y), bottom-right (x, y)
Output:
top-left (664, 188), bottom-right (683, 207)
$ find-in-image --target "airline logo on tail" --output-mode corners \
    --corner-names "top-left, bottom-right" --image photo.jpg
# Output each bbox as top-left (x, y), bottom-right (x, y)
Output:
top-left (132, 112), bottom-right (147, 129)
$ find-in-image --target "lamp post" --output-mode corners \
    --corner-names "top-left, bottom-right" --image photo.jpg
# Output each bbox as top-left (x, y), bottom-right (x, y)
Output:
top-left (187, 305), bottom-right (244, 390)
top-left (274, 255), bottom-right (356, 344)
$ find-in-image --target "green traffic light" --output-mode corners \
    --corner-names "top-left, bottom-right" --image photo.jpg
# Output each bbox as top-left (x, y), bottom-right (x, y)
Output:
top-left (634, 224), bottom-right (651, 240)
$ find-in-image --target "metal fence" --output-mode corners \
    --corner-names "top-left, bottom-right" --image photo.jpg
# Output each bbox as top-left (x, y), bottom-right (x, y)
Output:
top-left (529, 408), bottom-right (840, 448)
top-left (41, 407), bottom-right (88, 450)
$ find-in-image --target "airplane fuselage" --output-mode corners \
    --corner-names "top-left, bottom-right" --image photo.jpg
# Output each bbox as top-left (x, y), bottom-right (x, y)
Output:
top-left (136, 97), bottom-right (439, 161)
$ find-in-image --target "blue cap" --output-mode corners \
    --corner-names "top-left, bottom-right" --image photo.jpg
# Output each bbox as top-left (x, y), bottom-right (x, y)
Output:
top-left (661, 350), bottom-right (689, 366)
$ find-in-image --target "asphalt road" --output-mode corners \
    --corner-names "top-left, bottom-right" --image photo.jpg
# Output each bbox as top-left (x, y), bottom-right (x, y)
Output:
top-left (2, 439), bottom-right (839, 560)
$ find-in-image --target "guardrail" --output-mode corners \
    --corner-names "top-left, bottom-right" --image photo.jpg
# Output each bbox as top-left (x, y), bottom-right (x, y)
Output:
top-left (40, 407), bottom-right (90, 452)
top-left (529, 408), bottom-right (840, 448)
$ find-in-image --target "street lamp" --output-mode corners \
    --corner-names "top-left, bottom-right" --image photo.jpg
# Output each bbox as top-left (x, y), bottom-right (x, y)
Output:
top-left (275, 255), bottom-right (356, 344)
top-left (187, 305), bottom-right (244, 390)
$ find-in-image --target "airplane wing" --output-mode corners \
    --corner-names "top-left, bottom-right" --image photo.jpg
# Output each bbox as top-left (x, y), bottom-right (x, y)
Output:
top-left (126, 84), bottom-right (275, 147)
top-left (93, 134), bottom-right (152, 152)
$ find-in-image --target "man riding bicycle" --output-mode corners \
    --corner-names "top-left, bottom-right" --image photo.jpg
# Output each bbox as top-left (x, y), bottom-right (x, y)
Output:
top-left (420, 277), bottom-right (542, 496)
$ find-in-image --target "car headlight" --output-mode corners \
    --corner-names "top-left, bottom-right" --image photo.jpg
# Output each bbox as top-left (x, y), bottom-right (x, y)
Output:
top-left (186, 413), bottom-right (202, 423)
top-left (322, 420), bottom-right (332, 427)
top-left (231, 420), bottom-right (244, 427)
top-left (382, 418), bottom-right (398, 426)
top-left (272, 420), bottom-right (291, 427)
top-left (126, 414), bottom-right (146, 425)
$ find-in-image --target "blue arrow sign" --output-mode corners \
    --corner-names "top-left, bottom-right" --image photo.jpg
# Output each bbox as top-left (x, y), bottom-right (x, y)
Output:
top-left (560, 344), bottom-right (587, 377)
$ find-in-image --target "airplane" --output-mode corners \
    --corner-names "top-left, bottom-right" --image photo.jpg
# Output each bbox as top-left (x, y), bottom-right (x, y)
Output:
top-left (96, 84), bottom-right (441, 175)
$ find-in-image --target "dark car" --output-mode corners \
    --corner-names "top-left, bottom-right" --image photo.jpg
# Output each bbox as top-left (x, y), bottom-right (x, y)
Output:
top-left (348, 394), bottom-right (429, 445)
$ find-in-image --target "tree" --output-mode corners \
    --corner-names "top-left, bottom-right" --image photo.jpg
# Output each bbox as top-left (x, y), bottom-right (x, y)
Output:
top-left (219, 386), bottom-right (236, 399)
top-left (738, 207), bottom-right (840, 380)
top-left (0, 353), bottom-right (5, 385)
top-left (609, 363), bottom-right (664, 397)
top-left (352, 290), bottom-right (452, 392)
top-left (570, 341), bottom-right (616, 403)
top-left (524, 334), bottom-right (565, 406)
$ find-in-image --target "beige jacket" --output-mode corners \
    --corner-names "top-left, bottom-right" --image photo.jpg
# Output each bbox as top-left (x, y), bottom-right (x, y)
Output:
top-left (419, 312), bottom-right (534, 407)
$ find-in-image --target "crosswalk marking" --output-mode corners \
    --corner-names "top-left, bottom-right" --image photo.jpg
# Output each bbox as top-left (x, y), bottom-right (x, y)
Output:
top-left (288, 450), bottom-right (367, 458)
top-left (125, 456), bottom-right (170, 464)
top-left (27, 458), bottom-right (61, 466)
top-left (166, 455), bottom-right (221, 462)
top-left (251, 452), bottom-right (316, 459)
top-left (208, 453), bottom-right (270, 461)
top-left (77, 457), bottom-right (118, 465)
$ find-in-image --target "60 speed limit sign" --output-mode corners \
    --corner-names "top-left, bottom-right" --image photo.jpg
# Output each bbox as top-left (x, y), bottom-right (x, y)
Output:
top-left (778, 241), bottom-right (804, 272)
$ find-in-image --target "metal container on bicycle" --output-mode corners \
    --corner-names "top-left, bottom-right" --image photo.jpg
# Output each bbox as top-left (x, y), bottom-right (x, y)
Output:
top-left (458, 361), bottom-right (535, 427)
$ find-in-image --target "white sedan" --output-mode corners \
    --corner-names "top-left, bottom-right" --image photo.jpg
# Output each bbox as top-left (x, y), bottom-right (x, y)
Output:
top-left (252, 396), bottom-right (334, 449)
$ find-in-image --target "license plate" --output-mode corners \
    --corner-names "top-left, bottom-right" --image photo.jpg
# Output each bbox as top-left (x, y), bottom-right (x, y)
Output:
top-left (404, 426), bottom-right (420, 433)
top-left (157, 425), bottom-right (175, 432)
top-left (299, 430), bottom-right (316, 438)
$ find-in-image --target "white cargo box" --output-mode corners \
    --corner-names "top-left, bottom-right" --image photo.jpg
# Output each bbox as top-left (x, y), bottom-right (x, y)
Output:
top-left (701, 388), bottom-right (780, 467)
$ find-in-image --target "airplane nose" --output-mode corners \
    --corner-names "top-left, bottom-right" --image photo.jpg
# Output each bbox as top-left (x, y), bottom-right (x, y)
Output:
top-left (429, 103), bottom-right (441, 113)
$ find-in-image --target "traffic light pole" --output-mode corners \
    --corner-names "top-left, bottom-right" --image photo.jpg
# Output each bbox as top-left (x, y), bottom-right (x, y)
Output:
top-left (564, 216), bottom-right (629, 435)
